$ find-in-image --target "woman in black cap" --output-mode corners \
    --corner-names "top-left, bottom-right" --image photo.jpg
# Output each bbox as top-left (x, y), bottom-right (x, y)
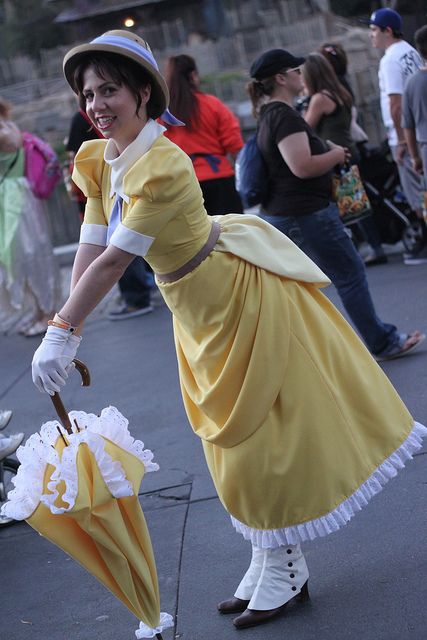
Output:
top-left (248, 47), bottom-right (424, 362)
top-left (29, 33), bottom-right (426, 633)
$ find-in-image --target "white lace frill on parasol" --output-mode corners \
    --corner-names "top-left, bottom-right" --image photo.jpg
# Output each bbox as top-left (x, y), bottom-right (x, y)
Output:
top-left (0, 405), bottom-right (159, 520)
top-left (135, 612), bottom-right (174, 638)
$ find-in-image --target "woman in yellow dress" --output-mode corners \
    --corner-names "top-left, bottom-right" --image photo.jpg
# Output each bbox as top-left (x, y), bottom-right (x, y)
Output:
top-left (31, 31), bottom-right (427, 631)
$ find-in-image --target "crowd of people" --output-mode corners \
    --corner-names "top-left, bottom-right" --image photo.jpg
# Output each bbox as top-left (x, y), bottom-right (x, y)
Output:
top-left (0, 9), bottom-right (425, 341)
top-left (1, 6), bottom-right (427, 635)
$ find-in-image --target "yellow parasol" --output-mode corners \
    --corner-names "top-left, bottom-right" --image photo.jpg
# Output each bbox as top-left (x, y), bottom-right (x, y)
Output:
top-left (1, 360), bottom-right (172, 639)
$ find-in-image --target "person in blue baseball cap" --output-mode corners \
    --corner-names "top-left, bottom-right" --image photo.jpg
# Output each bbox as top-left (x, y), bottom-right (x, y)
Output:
top-left (364, 8), bottom-right (427, 265)
top-left (363, 7), bottom-right (403, 35)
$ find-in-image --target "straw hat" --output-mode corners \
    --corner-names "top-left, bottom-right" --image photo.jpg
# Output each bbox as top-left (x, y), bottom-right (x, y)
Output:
top-left (63, 30), bottom-right (170, 120)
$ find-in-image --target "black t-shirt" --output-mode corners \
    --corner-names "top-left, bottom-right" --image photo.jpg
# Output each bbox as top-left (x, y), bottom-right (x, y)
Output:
top-left (257, 101), bottom-right (332, 216)
top-left (66, 112), bottom-right (100, 154)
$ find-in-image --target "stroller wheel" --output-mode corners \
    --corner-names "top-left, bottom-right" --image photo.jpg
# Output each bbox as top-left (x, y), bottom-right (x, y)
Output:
top-left (402, 220), bottom-right (424, 252)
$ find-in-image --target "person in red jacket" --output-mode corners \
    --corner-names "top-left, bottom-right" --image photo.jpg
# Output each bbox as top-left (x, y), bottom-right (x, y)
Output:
top-left (163, 54), bottom-right (244, 214)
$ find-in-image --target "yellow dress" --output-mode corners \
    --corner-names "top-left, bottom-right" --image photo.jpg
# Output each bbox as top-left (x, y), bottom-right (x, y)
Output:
top-left (73, 135), bottom-right (426, 547)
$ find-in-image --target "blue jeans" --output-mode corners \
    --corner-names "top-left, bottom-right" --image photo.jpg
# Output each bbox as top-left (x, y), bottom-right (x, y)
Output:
top-left (260, 203), bottom-right (398, 354)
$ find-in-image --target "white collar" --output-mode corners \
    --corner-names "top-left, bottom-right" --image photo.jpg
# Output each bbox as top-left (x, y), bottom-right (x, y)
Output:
top-left (104, 118), bottom-right (166, 203)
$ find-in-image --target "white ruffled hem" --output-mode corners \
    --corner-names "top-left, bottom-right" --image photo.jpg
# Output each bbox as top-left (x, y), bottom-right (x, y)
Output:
top-left (231, 421), bottom-right (427, 549)
top-left (135, 612), bottom-right (174, 638)
top-left (0, 406), bottom-right (159, 520)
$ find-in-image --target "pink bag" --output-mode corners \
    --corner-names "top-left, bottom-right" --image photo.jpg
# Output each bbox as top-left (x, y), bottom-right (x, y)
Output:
top-left (22, 132), bottom-right (61, 199)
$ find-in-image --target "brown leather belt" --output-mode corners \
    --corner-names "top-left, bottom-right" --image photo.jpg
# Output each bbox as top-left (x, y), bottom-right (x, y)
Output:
top-left (155, 220), bottom-right (221, 284)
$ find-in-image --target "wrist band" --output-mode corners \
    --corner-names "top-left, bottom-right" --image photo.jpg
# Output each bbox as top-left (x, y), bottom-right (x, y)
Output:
top-left (48, 320), bottom-right (75, 332)
top-left (48, 317), bottom-right (75, 332)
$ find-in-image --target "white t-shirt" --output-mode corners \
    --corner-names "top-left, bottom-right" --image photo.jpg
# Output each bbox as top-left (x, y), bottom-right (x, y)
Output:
top-left (378, 40), bottom-right (422, 146)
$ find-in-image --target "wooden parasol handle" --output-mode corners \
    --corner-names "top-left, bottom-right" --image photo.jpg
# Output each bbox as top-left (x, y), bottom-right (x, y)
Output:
top-left (50, 359), bottom-right (90, 435)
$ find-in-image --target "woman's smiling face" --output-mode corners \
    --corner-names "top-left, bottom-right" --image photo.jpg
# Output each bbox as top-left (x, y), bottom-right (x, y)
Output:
top-left (82, 66), bottom-right (151, 153)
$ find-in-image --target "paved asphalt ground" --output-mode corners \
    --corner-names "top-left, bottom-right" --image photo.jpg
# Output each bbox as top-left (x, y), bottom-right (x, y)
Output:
top-left (1, 248), bottom-right (426, 640)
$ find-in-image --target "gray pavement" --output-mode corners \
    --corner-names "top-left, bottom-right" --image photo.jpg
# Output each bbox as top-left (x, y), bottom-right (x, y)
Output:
top-left (1, 251), bottom-right (427, 640)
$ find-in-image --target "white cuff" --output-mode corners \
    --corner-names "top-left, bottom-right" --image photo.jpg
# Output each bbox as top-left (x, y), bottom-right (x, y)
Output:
top-left (109, 222), bottom-right (154, 257)
top-left (79, 223), bottom-right (107, 246)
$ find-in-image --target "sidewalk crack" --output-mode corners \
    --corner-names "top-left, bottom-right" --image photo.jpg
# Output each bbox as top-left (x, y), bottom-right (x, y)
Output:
top-left (174, 480), bottom-right (193, 638)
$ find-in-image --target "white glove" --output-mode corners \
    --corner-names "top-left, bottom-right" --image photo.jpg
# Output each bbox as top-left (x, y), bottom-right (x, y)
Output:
top-left (32, 326), bottom-right (82, 395)
top-left (62, 333), bottom-right (82, 374)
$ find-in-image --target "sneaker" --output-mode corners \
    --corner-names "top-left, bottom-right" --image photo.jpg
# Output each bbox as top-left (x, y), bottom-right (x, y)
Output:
top-left (404, 245), bottom-right (427, 265)
top-left (107, 303), bottom-right (153, 321)
top-left (0, 432), bottom-right (24, 459)
top-left (374, 331), bottom-right (425, 362)
top-left (0, 410), bottom-right (12, 430)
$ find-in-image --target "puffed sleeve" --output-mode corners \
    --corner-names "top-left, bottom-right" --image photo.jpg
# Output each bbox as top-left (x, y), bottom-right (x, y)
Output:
top-left (72, 140), bottom-right (108, 246)
top-left (108, 141), bottom-right (200, 256)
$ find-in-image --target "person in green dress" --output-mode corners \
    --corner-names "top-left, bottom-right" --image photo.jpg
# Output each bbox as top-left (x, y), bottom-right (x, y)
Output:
top-left (0, 97), bottom-right (60, 336)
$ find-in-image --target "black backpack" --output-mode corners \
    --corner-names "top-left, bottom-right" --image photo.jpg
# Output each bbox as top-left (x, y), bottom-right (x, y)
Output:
top-left (235, 133), bottom-right (269, 208)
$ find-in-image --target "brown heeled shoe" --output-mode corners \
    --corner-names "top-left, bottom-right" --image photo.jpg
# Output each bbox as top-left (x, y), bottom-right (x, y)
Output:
top-left (232, 580), bottom-right (309, 629)
top-left (217, 596), bottom-right (250, 614)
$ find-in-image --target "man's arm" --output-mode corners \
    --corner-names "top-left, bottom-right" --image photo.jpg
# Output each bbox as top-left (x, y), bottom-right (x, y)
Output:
top-left (401, 80), bottom-right (422, 173)
top-left (403, 126), bottom-right (423, 173)
top-left (389, 93), bottom-right (407, 163)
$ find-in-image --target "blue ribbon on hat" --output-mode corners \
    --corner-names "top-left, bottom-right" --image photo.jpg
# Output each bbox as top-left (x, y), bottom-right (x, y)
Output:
top-left (91, 34), bottom-right (184, 127)
top-left (106, 194), bottom-right (123, 244)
